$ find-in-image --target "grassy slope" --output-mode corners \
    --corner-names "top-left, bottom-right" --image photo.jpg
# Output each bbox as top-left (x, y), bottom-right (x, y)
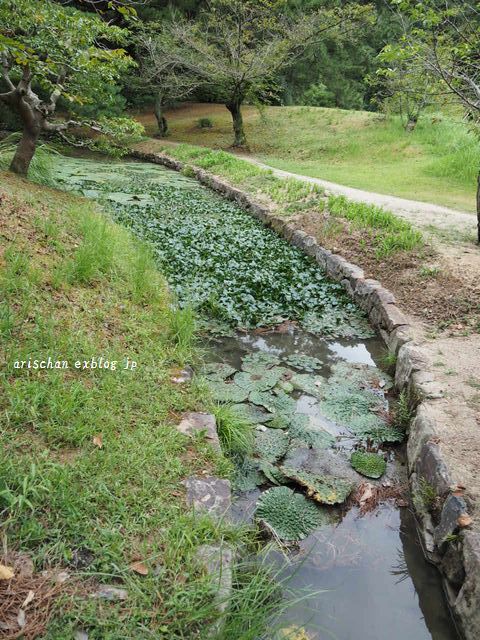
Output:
top-left (135, 103), bottom-right (478, 212)
top-left (0, 172), bottom-right (259, 638)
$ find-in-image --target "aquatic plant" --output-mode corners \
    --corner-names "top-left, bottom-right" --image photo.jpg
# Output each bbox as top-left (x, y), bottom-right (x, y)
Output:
top-left (255, 487), bottom-right (323, 540)
top-left (285, 354), bottom-right (323, 372)
top-left (280, 467), bottom-right (353, 505)
top-left (55, 159), bottom-right (373, 335)
top-left (234, 369), bottom-right (283, 393)
top-left (350, 451), bottom-right (387, 479)
top-left (254, 429), bottom-right (290, 463)
top-left (241, 351), bottom-right (281, 372)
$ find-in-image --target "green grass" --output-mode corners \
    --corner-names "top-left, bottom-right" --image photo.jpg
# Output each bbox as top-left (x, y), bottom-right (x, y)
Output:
top-left (135, 103), bottom-right (478, 211)
top-left (327, 195), bottom-right (424, 257)
top-left (0, 172), bottom-right (293, 638)
top-left (211, 404), bottom-right (255, 455)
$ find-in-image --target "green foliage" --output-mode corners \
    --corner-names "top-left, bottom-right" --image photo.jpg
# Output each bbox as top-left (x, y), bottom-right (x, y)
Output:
top-left (285, 354), bottom-right (323, 372)
top-left (0, 136), bottom-right (58, 185)
top-left (280, 467), bottom-right (353, 505)
top-left (328, 195), bottom-right (423, 257)
top-left (56, 156), bottom-right (371, 334)
top-left (392, 390), bottom-right (413, 431)
top-left (255, 486), bottom-right (323, 540)
top-left (350, 451), bottom-right (386, 479)
top-left (212, 404), bottom-right (255, 454)
top-left (0, 0), bottom-right (132, 109)
top-left (197, 117), bottom-right (214, 129)
top-left (254, 429), bottom-right (290, 463)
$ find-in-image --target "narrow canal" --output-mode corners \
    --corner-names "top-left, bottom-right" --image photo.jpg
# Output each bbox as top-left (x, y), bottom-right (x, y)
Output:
top-left (52, 155), bottom-right (459, 640)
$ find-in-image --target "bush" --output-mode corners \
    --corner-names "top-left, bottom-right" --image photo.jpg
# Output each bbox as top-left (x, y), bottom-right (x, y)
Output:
top-left (197, 117), bottom-right (214, 129)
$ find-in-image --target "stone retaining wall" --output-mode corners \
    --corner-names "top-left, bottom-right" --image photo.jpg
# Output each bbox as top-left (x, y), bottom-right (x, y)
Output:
top-left (131, 148), bottom-right (479, 640)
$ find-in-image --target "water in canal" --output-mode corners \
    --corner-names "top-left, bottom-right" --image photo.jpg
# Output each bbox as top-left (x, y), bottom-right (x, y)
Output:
top-left (51, 154), bottom-right (459, 640)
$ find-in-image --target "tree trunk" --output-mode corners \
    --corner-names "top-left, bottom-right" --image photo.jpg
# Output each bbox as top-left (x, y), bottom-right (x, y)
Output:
top-left (9, 124), bottom-right (40, 176)
top-left (477, 171), bottom-right (480, 244)
top-left (154, 94), bottom-right (168, 138)
top-left (226, 100), bottom-right (247, 147)
top-left (405, 115), bottom-right (418, 132)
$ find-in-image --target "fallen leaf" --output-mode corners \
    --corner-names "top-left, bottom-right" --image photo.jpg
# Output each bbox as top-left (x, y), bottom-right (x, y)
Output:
top-left (129, 561), bottom-right (148, 576)
top-left (92, 434), bottom-right (103, 449)
top-left (21, 590), bottom-right (35, 608)
top-left (0, 564), bottom-right (14, 580)
top-left (458, 514), bottom-right (473, 528)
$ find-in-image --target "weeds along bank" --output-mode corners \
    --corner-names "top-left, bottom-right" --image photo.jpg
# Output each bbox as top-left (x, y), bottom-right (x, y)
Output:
top-left (0, 172), bottom-right (289, 639)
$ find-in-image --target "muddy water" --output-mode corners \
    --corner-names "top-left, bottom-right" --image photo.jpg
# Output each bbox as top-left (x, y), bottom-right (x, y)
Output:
top-left (51, 155), bottom-right (459, 640)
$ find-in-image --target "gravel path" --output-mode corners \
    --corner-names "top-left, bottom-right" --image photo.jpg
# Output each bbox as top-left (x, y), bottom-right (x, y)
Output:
top-left (238, 155), bottom-right (477, 235)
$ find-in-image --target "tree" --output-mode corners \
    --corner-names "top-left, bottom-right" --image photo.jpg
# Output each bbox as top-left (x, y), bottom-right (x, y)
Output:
top-left (371, 45), bottom-right (440, 130)
top-left (158, 0), bottom-right (372, 147)
top-left (382, 0), bottom-right (480, 241)
top-left (0, 0), bottom-right (134, 176)
top-left (133, 26), bottom-right (202, 137)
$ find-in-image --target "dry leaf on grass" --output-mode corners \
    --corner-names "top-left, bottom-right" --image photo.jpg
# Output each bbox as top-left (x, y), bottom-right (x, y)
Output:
top-left (92, 434), bottom-right (103, 449)
top-left (129, 561), bottom-right (148, 576)
top-left (0, 564), bottom-right (15, 580)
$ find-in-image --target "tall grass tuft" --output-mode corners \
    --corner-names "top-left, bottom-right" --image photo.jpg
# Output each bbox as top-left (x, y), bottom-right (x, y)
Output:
top-left (167, 304), bottom-right (196, 362)
top-left (211, 403), bottom-right (254, 455)
top-left (328, 195), bottom-right (423, 257)
top-left (0, 134), bottom-right (58, 186)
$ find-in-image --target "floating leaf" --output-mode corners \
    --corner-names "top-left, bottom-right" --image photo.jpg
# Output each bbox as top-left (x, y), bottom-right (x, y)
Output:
top-left (285, 354), bottom-right (323, 372)
top-left (290, 373), bottom-right (323, 398)
top-left (201, 362), bottom-right (236, 380)
top-left (255, 429), bottom-right (290, 463)
top-left (280, 467), bottom-right (353, 505)
top-left (206, 378), bottom-right (249, 403)
top-left (242, 352), bottom-right (281, 372)
top-left (230, 403), bottom-right (273, 425)
top-left (350, 451), bottom-right (387, 479)
top-left (255, 487), bottom-right (323, 541)
top-left (249, 390), bottom-right (296, 418)
top-left (234, 457), bottom-right (265, 492)
top-left (234, 369), bottom-right (283, 393)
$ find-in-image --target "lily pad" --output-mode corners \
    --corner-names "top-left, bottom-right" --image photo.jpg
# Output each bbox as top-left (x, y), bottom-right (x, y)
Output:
top-left (234, 457), bottom-right (266, 492)
top-left (290, 373), bottom-right (323, 398)
top-left (242, 352), bottom-right (281, 372)
top-left (285, 354), bottom-right (323, 372)
top-left (258, 461), bottom-right (289, 486)
top-left (249, 390), bottom-right (297, 417)
top-left (280, 467), bottom-right (354, 505)
top-left (230, 403), bottom-right (273, 425)
top-left (350, 451), bottom-right (387, 479)
top-left (288, 417), bottom-right (335, 450)
top-left (255, 429), bottom-right (290, 463)
top-left (206, 378), bottom-right (249, 403)
top-left (201, 362), bottom-right (237, 380)
top-left (255, 487), bottom-right (323, 540)
top-left (234, 369), bottom-right (283, 393)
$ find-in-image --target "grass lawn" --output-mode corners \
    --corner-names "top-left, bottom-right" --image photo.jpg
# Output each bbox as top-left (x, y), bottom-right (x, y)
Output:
top-left (0, 171), bottom-right (278, 639)
top-left (134, 103), bottom-right (479, 212)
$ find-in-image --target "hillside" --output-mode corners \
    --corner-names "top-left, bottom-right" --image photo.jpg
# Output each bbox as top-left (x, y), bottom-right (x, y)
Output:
top-left (134, 103), bottom-right (478, 212)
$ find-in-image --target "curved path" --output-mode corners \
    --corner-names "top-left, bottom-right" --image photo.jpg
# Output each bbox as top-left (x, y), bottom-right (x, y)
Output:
top-left (236, 154), bottom-right (476, 235)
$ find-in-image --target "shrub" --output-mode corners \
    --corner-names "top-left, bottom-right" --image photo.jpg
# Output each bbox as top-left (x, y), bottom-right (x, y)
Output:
top-left (197, 117), bottom-right (214, 129)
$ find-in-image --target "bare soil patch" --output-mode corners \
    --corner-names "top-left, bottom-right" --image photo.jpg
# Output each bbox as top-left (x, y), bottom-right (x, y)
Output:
top-left (296, 211), bottom-right (480, 333)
